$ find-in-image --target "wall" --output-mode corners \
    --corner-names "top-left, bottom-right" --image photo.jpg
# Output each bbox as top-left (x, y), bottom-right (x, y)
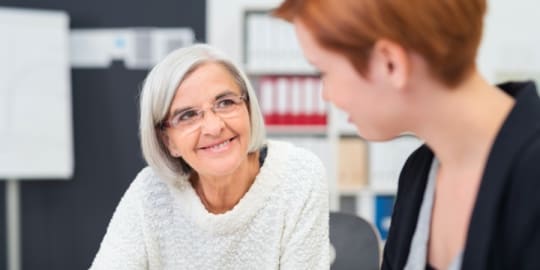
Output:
top-left (0, 0), bottom-right (205, 269)
top-left (478, 0), bottom-right (540, 82)
top-left (0, 182), bottom-right (4, 269)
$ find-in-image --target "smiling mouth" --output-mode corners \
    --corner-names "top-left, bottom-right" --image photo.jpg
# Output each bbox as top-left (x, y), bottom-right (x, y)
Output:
top-left (200, 136), bottom-right (236, 151)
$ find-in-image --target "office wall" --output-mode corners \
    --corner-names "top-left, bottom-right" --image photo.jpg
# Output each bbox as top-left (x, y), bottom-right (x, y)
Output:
top-left (477, 0), bottom-right (540, 83)
top-left (0, 0), bottom-right (205, 269)
top-left (0, 183), bottom-right (4, 269)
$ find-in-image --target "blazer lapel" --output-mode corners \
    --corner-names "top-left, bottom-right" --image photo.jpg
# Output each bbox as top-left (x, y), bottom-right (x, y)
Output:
top-left (462, 82), bottom-right (540, 269)
top-left (391, 145), bottom-right (434, 268)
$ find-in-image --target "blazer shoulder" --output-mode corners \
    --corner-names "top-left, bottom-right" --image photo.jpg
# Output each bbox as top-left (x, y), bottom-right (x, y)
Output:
top-left (398, 144), bottom-right (433, 186)
top-left (512, 134), bottom-right (540, 186)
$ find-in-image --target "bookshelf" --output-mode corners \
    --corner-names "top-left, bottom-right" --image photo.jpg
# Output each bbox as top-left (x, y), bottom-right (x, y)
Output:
top-left (206, 0), bottom-right (422, 240)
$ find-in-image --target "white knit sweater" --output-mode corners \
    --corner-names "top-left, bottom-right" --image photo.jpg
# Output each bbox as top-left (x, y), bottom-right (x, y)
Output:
top-left (90, 140), bottom-right (330, 270)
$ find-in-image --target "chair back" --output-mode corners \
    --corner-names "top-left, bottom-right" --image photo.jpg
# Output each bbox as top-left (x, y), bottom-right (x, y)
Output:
top-left (330, 212), bottom-right (381, 270)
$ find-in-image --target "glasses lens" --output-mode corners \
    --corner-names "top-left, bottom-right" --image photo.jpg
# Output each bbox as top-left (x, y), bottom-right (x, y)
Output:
top-left (214, 95), bottom-right (244, 116)
top-left (169, 94), bottom-right (246, 134)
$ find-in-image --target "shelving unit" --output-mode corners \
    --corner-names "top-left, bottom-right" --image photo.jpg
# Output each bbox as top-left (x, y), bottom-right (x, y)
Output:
top-left (206, 0), bottom-right (423, 240)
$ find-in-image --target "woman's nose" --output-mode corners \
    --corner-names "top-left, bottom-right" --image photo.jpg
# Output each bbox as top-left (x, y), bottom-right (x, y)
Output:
top-left (199, 110), bottom-right (225, 135)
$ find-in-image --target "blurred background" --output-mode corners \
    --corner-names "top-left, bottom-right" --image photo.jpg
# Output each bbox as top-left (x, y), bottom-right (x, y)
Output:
top-left (1, 0), bottom-right (539, 269)
top-left (0, 1), bottom-right (204, 269)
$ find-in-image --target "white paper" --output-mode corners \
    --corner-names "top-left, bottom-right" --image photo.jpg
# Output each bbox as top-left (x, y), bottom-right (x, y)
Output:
top-left (0, 7), bottom-right (73, 179)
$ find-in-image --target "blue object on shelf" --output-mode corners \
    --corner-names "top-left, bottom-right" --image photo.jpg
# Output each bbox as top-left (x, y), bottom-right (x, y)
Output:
top-left (375, 195), bottom-right (395, 240)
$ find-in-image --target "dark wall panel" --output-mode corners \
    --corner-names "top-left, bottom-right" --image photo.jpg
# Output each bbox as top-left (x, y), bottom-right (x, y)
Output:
top-left (0, 0), bottom-right (206, 30)
top-left (0, 1), bottom-right (205, 269)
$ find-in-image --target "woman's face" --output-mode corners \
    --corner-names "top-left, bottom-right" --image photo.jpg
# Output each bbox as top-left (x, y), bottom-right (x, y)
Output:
top-left (294, 19), bottom-right (405, 141)
top-left (164, 62), bottom-right (251, 177)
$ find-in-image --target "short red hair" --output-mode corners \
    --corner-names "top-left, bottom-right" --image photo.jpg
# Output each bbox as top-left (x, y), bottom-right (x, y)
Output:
top-left (274, 0), bottom-right (487, 87)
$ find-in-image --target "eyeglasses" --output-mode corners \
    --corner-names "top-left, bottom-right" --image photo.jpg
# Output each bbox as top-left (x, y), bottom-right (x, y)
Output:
top-left (159, 93), bottom-right (247, 133)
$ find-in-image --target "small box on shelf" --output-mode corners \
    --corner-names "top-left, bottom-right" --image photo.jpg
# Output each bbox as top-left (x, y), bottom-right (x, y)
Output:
top-left (337, 136), bottom-right (368, 192)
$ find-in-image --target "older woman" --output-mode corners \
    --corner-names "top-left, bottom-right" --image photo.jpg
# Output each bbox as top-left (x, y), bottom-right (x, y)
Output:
top-left (90, 44), bottom-right (329, 269)
top-left (275, 0), bottom-right (540, 270)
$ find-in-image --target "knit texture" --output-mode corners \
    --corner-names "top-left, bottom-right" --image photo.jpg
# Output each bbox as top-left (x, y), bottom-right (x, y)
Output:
top-left (90, 140), bottom-right (330, 270)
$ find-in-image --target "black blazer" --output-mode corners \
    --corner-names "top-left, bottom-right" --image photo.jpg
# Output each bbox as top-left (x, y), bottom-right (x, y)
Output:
top-left (382, 81), bottom-right (540, 270)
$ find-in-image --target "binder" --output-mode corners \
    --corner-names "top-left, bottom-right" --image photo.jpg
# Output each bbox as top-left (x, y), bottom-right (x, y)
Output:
top-left (256, 75), bottom-right (327, 127)
top-left (375, 195), bottom-right (395, 240)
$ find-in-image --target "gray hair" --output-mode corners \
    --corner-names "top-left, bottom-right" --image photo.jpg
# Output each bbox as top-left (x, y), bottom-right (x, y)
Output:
top-left (139, 44), bottom-right (267, 183)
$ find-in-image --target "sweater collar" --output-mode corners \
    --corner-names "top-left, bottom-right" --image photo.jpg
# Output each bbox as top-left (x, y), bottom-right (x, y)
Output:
top-left (168, 140), bottom-right (287, 235)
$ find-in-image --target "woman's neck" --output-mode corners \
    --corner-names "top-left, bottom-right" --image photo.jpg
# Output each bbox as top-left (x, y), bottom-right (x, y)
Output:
top-left (413, 72), bottom-right (515, 172)
top-left (191, 151), bottom-right (260, 214)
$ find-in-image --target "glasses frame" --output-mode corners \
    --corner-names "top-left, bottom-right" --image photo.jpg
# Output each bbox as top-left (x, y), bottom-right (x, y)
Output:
top-left (158, 93), bottom-right (248, 132)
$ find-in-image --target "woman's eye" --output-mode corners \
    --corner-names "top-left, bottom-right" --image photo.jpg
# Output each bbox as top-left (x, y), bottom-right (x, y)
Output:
top-left (217, 98), bottom-right (236, 108)
top-left (178, 110), bottom-right (198, 122)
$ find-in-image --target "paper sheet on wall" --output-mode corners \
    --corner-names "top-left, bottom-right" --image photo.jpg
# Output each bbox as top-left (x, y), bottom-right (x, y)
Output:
top-left (0, 7), bottom-right (73, 179)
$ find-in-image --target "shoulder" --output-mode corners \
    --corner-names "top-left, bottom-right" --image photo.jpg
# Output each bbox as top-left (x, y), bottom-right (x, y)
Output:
top-left (124, 166), bottom-right (177, 206)
top-left (493, 131), bottom-right (540, 259)
top-left (266, 139), bottom-right (326, 176)
top-left (268, 141), bottom-right (328, 196)
top-left (131, 166), bottom-right (163, 189)
top-left (396, 144), bottom-right (433, 189)
top-left (383, 144), bottom-right (433, 269)
top-left (264, 139), bottom-right (327, 198)
top-left (510, 135), bottom-right (540, 204)
top-left (400, 144), bottom-right (433, 175)
top-left (263, 140), bottom-right (329, 227)
top-left (514, 134), bottom-right (540, 174)
top-left (393, 143), bottom-right (434, 204)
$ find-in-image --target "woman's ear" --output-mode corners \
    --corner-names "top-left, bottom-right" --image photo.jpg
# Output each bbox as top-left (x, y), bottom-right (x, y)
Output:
top-left (370, 39), bottom-right (409, 89)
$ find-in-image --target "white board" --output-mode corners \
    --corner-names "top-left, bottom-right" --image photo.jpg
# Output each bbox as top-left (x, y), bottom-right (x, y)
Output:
top-left (0, 7), bottom-right (73, 179)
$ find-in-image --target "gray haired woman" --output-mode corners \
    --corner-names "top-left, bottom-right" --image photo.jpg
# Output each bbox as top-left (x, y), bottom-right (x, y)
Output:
top-left (90, 44), bottom-right (329, 270)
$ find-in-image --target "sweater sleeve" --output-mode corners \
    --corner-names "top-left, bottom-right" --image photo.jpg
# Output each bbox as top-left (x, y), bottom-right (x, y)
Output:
top-left (89, 177), bottom-right (148, 270)
top-left (279, 152), bottom-right (330, 270)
